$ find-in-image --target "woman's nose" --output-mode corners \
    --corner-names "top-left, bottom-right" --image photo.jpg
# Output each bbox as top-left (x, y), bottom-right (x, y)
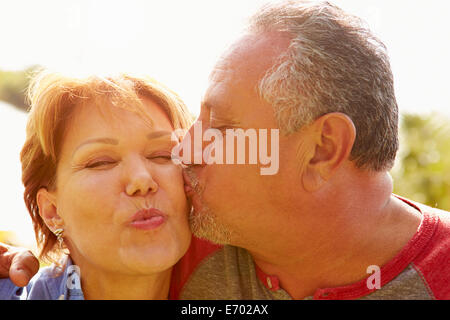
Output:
top-left (125, 157), bottom-right (158, 196)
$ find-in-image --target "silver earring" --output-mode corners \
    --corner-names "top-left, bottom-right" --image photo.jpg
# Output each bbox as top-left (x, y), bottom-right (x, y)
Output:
top-left (53, 228), bottom-right (64, 247)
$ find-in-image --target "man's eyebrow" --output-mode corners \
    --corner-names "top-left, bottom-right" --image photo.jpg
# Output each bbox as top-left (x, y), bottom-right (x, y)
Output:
top-left (202, 100), bottom-right (236, 118)
top-left (202, 101), bottom-right (213, 110)
top-left (202, 101), bottom-right (229, 111)
top-left (73, 138), bottom-right (118, 157)
top-left (202, 101), bottom-right (241, 126)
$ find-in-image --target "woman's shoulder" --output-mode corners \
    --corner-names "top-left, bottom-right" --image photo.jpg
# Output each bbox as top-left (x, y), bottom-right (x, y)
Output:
top-left (0, 256), bottom-right (83, 300)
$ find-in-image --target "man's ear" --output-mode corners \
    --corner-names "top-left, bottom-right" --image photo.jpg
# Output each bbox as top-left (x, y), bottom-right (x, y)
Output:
top-left (302, 113), bottom-right (356, 192)
top-left (36, 188), bottom-right (63, 231)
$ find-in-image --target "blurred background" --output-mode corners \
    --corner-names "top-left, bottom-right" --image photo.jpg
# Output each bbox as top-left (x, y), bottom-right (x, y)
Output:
top-left (1, 0), bottom-right (449, 253)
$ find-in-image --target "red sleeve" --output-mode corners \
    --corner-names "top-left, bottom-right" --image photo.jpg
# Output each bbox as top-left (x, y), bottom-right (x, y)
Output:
top-left (169, 236), bottom-right (222, 300)
top-left (413, 207), bottom-right (450, 300)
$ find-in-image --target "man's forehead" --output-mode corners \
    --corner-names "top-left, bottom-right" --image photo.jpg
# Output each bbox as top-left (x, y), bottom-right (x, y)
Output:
top-left (212, 31), bottom-right (291, 81)
top-left (204, 31), bottom-right (292, 108)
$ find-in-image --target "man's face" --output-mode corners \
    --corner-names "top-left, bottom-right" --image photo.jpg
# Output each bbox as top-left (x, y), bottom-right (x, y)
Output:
top-left (182, 32), bottom-right (304, 247)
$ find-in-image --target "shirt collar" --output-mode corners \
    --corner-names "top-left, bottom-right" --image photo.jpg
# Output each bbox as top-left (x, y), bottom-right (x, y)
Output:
top-left (255, 263), bottom-right (280, 292)
top-left (55, 256), bottom-right (84, 300)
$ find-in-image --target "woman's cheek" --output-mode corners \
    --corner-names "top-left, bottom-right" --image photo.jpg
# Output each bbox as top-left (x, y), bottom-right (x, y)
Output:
top-left (78, 169), bottom-right (121, 193)
top-left (63, 172), bottom-right (119, 218)
top-left (157, 166), bottom-right (189, 213)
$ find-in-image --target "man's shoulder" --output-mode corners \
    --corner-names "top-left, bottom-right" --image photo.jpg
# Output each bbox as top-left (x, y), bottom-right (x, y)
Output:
top-left (410, 202), bottom-right (450, 299)
top-left (412, 201), bottom-right (450, 258)
top-left (175, 243), bottom-right (280, 299)
top-left (171, 239), bottom-right (283, 299)
top-left (170, 236), bottom-right (223, 299)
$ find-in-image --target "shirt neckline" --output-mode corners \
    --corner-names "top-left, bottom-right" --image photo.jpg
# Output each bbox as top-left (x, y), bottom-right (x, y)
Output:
top-left (254, 196), bottom-right (439, 300)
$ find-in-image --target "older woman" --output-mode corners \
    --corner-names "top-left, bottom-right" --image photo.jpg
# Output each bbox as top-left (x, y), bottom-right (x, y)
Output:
top-left (0, 71), bottom-right (194, 299)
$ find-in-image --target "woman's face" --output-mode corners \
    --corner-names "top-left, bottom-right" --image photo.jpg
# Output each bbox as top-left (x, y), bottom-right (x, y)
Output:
top-left (46, 98), bottom-right (191, 274)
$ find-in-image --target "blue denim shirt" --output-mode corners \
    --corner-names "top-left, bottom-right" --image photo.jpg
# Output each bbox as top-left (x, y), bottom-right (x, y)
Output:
top-left (0, 256), bottom-right (84, 300)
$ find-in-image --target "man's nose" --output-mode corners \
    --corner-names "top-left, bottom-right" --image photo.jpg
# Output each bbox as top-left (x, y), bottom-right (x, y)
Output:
top-left (125, 157), bottom-right (158, 196)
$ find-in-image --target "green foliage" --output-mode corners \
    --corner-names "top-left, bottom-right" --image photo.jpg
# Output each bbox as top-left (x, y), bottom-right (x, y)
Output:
top-left (0, 231), bottom-right (15, 246)
top-left (0, 66), bottom-right (41, 112)
top-left (392, 113), bottom-right (450, 211)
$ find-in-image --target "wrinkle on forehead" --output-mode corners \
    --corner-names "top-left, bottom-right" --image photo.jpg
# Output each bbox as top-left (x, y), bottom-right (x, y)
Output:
top-left (202, 32), bottom-right (291, 127)
top-left (210, 31), bottom-right (292, 86)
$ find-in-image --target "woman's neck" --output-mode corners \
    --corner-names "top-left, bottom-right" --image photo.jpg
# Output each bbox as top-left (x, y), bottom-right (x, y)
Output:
top-left (68, 257), bottom-right (172, 300)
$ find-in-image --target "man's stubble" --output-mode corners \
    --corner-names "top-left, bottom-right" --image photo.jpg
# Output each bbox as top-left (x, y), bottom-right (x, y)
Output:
top-left (184, 168), bottom-right (235, 245)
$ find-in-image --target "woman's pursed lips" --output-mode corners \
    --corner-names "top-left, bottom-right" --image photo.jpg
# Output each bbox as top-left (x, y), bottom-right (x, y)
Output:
top-left (129, 207), bottom-right (167, 230)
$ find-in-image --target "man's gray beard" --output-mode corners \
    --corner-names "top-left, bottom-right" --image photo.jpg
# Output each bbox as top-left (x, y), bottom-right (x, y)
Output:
top-left (184, 168), bottom-right (234, 245)
top-left (188, 199), bottom-right (234, 245)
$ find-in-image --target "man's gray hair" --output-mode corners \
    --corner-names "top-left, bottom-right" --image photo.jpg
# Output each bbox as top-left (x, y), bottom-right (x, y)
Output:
top-left (248, 0), bottom-right (399, 171)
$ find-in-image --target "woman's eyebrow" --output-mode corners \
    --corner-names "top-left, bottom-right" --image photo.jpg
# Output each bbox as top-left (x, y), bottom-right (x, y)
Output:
top-left (73, 138), bottom-right (119, 157)
top-left (147, 131), bottom-right (173, 140)
top-left (72, 132), bottom-right (174, 157)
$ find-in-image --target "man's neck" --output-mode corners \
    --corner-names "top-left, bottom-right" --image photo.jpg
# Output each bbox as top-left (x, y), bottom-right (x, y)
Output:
top-left (249, 173), bottom-right (422, 299)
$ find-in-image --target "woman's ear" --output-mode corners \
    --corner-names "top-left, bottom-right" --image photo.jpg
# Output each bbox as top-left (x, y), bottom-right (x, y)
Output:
top-left (36, 188), bottom-right (63, 231)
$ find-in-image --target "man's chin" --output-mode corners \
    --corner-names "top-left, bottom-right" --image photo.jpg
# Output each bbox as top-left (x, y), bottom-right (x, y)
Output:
top-left (188, 206), bottom-right (233, 245)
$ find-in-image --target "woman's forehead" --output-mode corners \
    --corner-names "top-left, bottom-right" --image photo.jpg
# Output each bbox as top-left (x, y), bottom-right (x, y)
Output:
top-left (64, 98), bottom-right (174, 144)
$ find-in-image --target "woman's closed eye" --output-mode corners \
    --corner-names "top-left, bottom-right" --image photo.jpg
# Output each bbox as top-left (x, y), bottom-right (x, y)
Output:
top-left (81, 151), bottom-right (174, 170)
top-left (85, 159), bottom-right (117, 169)
top-left (147, 152), bottom-right (173, 164)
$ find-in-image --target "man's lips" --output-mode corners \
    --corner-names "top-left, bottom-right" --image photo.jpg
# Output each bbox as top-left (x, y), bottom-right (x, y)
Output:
top-left (129, 208), bottom-right (167, 230)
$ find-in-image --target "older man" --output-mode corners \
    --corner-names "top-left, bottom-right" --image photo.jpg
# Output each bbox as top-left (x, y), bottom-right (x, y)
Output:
top-left (171, 0), bottom-right (450, 300)
top-left (2, 1), bottom-right (450, 299)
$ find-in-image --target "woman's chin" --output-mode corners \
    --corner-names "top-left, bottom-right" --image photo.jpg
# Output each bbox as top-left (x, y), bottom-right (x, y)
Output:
top-left (125, 259), bottom-right (174, 275)
top-left (118, 243), bottom-right (186, 274)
